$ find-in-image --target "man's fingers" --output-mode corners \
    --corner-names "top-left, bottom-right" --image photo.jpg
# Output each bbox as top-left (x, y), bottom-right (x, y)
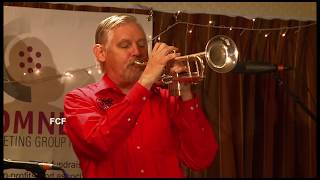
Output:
top-left (163, 46), bottom-right (179, 56)
top-left (156, 43), bottom-right (170, 53)
top-left (153, 43), bottom-right (179, 56)
top-left (170, 64), bottom-right (188, 73)
top-left (152, 43), bottom-right (160, 54)
top-left (165, 53), bottom-right (181, 62)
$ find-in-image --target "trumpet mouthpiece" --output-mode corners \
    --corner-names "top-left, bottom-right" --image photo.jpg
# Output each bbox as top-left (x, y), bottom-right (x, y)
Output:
top-left (133, 59), bottom-right (147, 66)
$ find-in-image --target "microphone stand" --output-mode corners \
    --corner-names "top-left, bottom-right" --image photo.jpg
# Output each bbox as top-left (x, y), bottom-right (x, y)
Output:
top-left (16, 168), bottom-right (69, 178)
top-left (22, 168), bottom-right (69, 178)
top-left (3, 159), bottom-right (69, 178)
top-left (29, 168), bottom-right (46, 178)
top-left (272, 72), bottom-right (316, 121)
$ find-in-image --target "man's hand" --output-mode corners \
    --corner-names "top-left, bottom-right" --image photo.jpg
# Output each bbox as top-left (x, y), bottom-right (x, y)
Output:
top-left (138, 42), bottom-right (180, 89)
top-left (170, 62), bottom-right (194, 101)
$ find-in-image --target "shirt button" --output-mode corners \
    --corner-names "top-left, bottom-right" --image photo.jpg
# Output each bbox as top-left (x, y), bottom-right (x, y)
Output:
top-left (142, 96), bottom-right (147, 101)
top-left (106, 130), bottom-right (110, 134)
top-left (128, 118), bottom-right (131, 122)
top-left (196, 104), bottom-right (199, 108)
top-left (201, 127), bottom-right (205, 132)
top-left (140, 169), bottom-right (144, 174)
top-left (136, 145), bottom-right (141, 150)
top-left (190, 106), bottom-right (194, 111)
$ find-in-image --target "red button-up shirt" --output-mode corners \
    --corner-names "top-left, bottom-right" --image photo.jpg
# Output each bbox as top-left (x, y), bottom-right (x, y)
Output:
top-left (64, 74), bottom-right (218, 178)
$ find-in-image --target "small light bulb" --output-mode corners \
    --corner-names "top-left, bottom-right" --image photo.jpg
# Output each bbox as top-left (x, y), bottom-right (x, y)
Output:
top-left (264, 34), bottom-right (268, 37)
top-left (188, 30), bottom-right (192, 33)
top-left (64, 72), bottom-right (73, 78)
top-left (23, 72), bottom-right (27, 76)
top-left (35, 69), bottom-right (40, 75)
top-left (209, 20), bottom-right (213, 24)
top-left (98, 69), bottom-right (102, 74)
top-left (282, 33), bottom-right (286, 37)
top-left (252, 18), bottom-right (255, 22)
top-left (157, 37), bottom-right (161, 41)
top-left (87, 70), bottom-right (92, 74)
top-left (229, 27), bottom-right (232, 31)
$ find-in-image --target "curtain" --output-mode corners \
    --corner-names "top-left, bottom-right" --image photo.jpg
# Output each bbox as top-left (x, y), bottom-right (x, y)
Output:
top-left (4, 2), bottom-right (317, 178)
top-left (152, 11), bottom-right (316, 178)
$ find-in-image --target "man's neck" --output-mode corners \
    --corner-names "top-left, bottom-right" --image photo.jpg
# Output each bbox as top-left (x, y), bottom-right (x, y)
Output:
top-left (118, 84), bottom-right (133, 94)
top-left (116, 80), bottom-right (135, 95)
top-left (105, 73), bottom-right (135, 95)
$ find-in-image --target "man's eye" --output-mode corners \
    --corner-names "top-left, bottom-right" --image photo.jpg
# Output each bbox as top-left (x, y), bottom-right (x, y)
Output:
top-left (119, 44), bottom-right (130, 48)
top-left (137, 42), bottom-right (146, 48)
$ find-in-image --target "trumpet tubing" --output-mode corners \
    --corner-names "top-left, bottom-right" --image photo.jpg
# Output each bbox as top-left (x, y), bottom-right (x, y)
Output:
top-left (174, 52), bottom-right (206, 62)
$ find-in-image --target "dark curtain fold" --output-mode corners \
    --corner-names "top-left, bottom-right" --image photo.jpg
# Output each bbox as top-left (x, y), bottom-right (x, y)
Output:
top-left (4, 2), bottom-right (317, 178)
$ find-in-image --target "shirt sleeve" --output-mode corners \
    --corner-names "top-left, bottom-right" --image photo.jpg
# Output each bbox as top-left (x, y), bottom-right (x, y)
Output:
top-left (63, 82), bottom-right (151, 161)
top-left (171, 96), bottom-right (219, 171)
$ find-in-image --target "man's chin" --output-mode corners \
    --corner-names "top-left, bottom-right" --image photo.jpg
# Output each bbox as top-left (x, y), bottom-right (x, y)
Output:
top-left (132, 63), bottom-right (146, 70)
top-left (124, 70), bottom-right (143, 82)
top-left (129, 65), bottom-right (144, 74)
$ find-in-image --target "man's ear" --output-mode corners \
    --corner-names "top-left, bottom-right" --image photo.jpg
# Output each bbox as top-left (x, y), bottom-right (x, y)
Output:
top-left (93, 44), bottom-right (106, 63)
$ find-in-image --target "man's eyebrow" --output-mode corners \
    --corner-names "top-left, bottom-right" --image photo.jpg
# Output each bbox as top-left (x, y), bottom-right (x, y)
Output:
top-left (118, 39), bottom-right (130, 43)
top-left (117, 38), bottom-right (147, 44)
top-left (137, 38), bottom-right (147, 42)
top-left (117, 39), bottom-right (131, 45)
top-left (136, 39), bottom-right (147, 45)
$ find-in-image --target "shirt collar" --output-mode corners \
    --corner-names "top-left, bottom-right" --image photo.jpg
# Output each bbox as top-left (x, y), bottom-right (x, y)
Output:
top-left (95, 73), bottom-right (124, 96)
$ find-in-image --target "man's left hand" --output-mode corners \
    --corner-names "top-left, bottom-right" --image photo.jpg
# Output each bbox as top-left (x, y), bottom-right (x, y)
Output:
top-left (170, 62), bottom-right (193, 101)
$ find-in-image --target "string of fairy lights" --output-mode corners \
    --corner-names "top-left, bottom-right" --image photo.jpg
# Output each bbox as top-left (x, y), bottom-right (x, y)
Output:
top-left (3, 10), bottom-right (316, 84)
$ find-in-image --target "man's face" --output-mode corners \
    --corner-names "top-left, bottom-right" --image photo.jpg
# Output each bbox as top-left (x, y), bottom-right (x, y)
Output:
top-left (102, 22), bottom-right (148, 87)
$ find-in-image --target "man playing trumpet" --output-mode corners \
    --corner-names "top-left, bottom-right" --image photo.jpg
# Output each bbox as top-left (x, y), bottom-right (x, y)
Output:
top-left (63, 14), bottom-right (218, 178)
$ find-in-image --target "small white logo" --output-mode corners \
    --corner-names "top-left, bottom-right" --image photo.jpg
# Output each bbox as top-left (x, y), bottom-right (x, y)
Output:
top-left (49, 118), bottom-right (66, 125)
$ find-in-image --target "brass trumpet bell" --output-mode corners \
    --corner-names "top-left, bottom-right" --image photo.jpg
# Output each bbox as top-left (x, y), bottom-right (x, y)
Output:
top-left (167, 35), bottom-right (239, 96)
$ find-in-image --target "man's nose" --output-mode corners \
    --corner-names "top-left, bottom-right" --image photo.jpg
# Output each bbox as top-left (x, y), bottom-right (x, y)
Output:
top-left (130, 44), bottom-right (141, 56)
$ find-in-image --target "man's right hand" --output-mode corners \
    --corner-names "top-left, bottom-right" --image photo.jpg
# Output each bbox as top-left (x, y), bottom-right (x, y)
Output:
top-left (138, 42), bottom-right (180, 90)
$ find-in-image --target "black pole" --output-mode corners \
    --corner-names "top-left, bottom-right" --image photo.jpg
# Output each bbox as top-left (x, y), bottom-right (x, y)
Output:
top-left (30, 168), bottom-right (46, 178)
top-left (273, 72), bottom-right (316, 121)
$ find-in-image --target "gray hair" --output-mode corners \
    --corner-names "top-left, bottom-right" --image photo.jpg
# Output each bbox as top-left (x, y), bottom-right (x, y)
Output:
top-left (95, 14), bottom-right (138, 44)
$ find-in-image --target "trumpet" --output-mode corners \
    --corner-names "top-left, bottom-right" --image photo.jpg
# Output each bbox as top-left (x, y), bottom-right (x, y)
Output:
top-left (134, 35), bottom-right (239, 96)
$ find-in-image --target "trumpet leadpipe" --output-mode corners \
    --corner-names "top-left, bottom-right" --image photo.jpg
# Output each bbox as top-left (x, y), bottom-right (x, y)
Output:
top-left (133, 51), bottom-right (206, 66)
